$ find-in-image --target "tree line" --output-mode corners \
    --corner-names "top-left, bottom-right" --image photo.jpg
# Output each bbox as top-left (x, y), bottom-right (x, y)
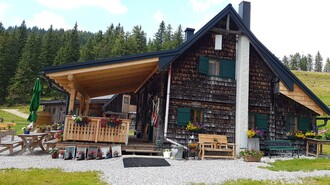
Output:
top-left (0, 21), bottom-right (184, 105)
top-left (281, 51), bottom-right (330, 72)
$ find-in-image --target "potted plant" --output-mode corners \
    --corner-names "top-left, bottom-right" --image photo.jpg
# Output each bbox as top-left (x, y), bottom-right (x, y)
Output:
top-left (22, 126), bottom-right (32, 134)
top-left (73, 115), bottom-right (90, 126)
top-left (240, 149), bottom-right (264, 162)
top-left (305, 131), bottom-right (316, 138)
top-left (186, 121), bottom-right (205, 133)
top-left (247, 129), bottom-right (264, 138)
top-left (49, 148), bottom-right (59, 159)
top-left (187, 143), bottom-right (198, 151)
top-left (58, 149), bottom-right (65, 159)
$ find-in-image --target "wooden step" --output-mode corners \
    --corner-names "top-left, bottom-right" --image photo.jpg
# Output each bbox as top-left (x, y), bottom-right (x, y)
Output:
top-left (124, 149), bottom-right (162, 155)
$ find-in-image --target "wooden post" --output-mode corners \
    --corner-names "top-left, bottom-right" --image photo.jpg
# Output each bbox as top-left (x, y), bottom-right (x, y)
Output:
top-left (68, 89), bottom-right (77, 115)
top-left (78, 94), bottom-right (85, 116)
top-left (84, 97), bottom-right (91, 116)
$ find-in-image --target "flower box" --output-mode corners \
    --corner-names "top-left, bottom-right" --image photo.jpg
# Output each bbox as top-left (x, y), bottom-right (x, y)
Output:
top-left (243, 156), bottom-right (261, 162)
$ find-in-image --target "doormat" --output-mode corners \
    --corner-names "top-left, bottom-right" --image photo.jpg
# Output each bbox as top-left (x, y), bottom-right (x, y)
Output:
top-left (123, 157), bottom-right (171, 168)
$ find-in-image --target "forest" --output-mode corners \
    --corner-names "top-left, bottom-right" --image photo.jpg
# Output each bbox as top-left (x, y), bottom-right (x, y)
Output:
top-left (0, 21), bottom-right (184, 105)
top-left (1, 20), bottom-right (330, 105)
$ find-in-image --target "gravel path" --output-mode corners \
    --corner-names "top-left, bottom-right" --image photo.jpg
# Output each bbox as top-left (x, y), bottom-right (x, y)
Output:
top-left (1, 140), bottom-right (330, 185)
top-left (1, 109), bottom-right (29, 119)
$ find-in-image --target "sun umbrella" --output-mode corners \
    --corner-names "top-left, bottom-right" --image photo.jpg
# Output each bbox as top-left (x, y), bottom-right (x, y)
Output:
top-left (27, 78), bottom-right (42, 124)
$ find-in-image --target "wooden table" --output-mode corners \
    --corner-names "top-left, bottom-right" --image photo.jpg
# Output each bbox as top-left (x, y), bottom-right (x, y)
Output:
top-left (0, 123), bottom-right (16, 130)
top-left (18, 133), bottom-right (48, 154)
top-left (306, 138), bottom-right (330, 158)
top-left (0, 130), bottom-right (16, 144)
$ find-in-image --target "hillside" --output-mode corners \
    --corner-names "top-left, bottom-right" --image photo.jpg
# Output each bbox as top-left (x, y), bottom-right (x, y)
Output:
top-left (292, 70), bottom-right (330, 106)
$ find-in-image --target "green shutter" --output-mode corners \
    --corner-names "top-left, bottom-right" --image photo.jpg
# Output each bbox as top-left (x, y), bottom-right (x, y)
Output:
top-left (199, 56), bottom-right (209, 75)
top-left (177, 108), bottom-right (191, 126)
top-left (256, 114), bottom-right (268, 131)
top-left (220, 59), bottom-right (236, 79)
top-left (298, 116), bottom-right (309, 132)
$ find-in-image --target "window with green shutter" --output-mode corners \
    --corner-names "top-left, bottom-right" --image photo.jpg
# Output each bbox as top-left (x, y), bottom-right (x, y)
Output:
top-left (255, 114), bottom-right (268, 131)
top-left (177, 108), bottom-right (205, 126)
top-left (177, 108), bottom-right (191, 126)
top-left (298, 116), bottom-right (309, 132)
top-left (198, 56), bottom-right (235, 79)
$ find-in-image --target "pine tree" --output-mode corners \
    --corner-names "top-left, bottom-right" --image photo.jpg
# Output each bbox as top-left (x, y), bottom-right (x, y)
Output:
top-left (324, 58), bottom-right (330, 73)
top-left (39, 25), bottom-right (61, 67)
top-left (153, 21), bottom-right (166, 51)
top-left (314, 51), bottom-right (323, 72)
top-left (6, 31), bottom-right (42, 103)
top-left (306, 54), bottom-right (313, 71)
top-left (299, 55), bottom-right (307, 71)
top-left (282, 55), bottom-right (289, 68)
top-left (162, 24), bottom-right (173, 50)
top-left (289, 53), bottom-right (300, 70)
top-left (54, 23), bottom-right (80, 65)
top-left (172, 24), bottom-right (183, 48)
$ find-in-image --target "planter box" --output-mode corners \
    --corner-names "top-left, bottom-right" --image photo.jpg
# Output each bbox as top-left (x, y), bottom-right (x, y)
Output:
top-left (243, 156), bottom-right (261, 162)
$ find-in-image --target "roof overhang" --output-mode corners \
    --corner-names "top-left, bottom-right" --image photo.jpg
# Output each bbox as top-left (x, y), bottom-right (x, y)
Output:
top-left (45, 57), bottom-right (159, 98)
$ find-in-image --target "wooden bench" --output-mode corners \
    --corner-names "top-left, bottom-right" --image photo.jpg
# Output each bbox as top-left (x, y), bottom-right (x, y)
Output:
top-left (265, 140), bottom-right (299, 158)
top-left (0, 140), bottom-right (24, 155)
top-left (198, 134), bottom-right (235, 160)
top-left (44, 139), bottom-right (58, 152)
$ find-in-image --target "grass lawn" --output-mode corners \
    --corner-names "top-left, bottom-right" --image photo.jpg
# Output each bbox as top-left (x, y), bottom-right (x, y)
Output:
top-left (262, 158), bottom-right (330, 172)
top-left (222, 176), bottom-right (330, 185)
top-left (0, 168), bottom-right (106, 185)
top-left (0, 110), bottom-right (29, 134)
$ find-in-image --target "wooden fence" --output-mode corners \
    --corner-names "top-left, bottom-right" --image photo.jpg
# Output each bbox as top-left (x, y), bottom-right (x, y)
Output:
top-left (63, 116), bottom-right (130, 144)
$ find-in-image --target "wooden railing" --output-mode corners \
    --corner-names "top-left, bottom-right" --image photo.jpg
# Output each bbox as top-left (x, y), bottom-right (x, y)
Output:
top-left (63, 116), bottom-right (130, 144)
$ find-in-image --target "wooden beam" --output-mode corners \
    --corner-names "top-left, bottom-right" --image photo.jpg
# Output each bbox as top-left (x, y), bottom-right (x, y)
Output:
top-left (47, 58), bottom-right (159, 77)
top-left (88, 86), bottom-right (138, 98)
top-left (79, 95), bottom-right (85, 116)
top-left (135, 66), bottom-right (159, 93)
top-left (211, 28), bottom-right (242, 35)
top-left (226, 14), bottom-right (230, 30)
top-left (67, 74), bottom-right (90, 101)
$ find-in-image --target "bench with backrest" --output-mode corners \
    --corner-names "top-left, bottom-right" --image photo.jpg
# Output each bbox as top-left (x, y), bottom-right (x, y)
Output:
top-left (265, 140), bottom-right (299, 158)
top-left (198, 134), bottom-right (235, 160)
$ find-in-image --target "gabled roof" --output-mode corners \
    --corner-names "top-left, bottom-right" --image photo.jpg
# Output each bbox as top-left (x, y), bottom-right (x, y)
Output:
top-left (42, 3), bottom-right (330, 115)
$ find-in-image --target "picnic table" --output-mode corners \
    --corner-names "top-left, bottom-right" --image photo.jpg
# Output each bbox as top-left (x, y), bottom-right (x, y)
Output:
top-left (0, 122), bottom-right (16, 130)
top-left (306, 138), bottom-right (330, 158)
top-left (18, 133), bottom-right (48, 154)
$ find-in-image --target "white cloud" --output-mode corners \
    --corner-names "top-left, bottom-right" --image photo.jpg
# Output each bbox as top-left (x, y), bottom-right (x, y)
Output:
top-left (0, 2), bottom-right (10, 16)
top-left (26, 10), bottom-right (71, 30)
top-left (190, 0), bottom-right (224, 12)
top-left (36, 0), bottom-right (127, 14)
top-left (154, 10), bottom-right (164, 23)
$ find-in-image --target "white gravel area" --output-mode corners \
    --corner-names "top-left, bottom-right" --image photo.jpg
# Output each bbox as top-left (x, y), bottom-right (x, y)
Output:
top-left (1, 136), bottom-right (330, 185)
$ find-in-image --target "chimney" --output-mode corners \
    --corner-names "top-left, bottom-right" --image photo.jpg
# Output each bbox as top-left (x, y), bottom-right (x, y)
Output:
top-left (184, 28), bottom-right (195, 41)
top-left (238, 1), bottom-right (251, 29)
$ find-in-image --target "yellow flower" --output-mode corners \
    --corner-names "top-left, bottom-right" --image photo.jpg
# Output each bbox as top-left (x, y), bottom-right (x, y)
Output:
top-left (247, 130), bottom-right (256, 138)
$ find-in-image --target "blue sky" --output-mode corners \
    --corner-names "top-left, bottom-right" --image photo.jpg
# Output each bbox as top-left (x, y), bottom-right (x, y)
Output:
top-left (1, 0), bottom-right (330, 61)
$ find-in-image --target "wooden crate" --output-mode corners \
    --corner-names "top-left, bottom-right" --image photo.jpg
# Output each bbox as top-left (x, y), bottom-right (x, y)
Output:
top-left (63, 116), bottom-right (130, 144)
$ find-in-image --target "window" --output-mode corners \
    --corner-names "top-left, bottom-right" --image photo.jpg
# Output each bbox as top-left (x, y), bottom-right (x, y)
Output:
top-left (177, 108), bottom-right (204, 126)
top-left (123, 96), bottom-right (130, 104)
top-left (199, 56), bottom-right (236, 79)
top-left (248, 113), bottom-right (268, 131)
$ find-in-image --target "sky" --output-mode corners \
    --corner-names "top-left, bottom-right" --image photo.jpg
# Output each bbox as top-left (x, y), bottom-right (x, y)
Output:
top-left (0, 0), bottom-right (329, 60)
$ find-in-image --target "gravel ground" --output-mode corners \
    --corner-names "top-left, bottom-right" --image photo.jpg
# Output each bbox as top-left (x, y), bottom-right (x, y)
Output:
top-left (1, 136), bottom-right (330, 185)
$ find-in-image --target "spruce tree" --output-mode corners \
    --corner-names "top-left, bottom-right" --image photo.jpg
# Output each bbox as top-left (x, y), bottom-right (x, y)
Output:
top-left (172, 24), bottom-right (183, 48)
top-left (282, 55), bottom-right (289, 68)
top-left (6, 31), bottom-right (42, 103)
top-left (289, 53), bottom-right (300, 70)
top-left (314, 51), bottom-right (323, 72)
top-left (324, 58), bottom-right (330, 73)
top-left (306, 54), bottom-right (313, 71)
top-left (299, 55), bottom-right (307, 71)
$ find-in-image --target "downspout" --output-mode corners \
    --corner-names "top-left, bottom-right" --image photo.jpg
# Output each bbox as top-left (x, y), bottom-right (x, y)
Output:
top-left (39, 74), bottom-right (70, 115)
top-left (163, 64), bottom-right (187, 149)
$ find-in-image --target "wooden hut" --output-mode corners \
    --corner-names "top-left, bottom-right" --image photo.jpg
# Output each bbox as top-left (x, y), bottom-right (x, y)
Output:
top-left (41, 2), bottom-right (330, 154)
